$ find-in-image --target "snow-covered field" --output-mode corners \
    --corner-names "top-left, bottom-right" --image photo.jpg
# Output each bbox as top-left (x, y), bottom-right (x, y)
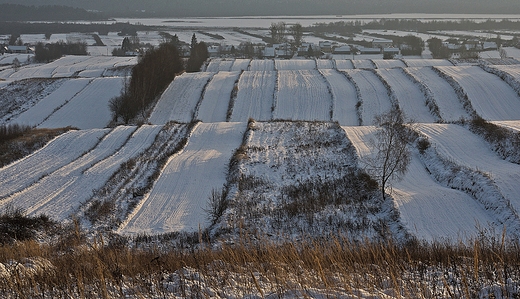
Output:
top-left (376, 68), bottom-right (435, 123)
top-left (436, 66), bottom-right (520, 120)
top-left (343, 126), bottom-right (498, 242)
top-left (149, 72), bottom-right (215, 124)
top-left (231, 71), bottom-right (276, 122)
top-left (3, 57), bottom-right (520, 242)
top-left (197, 71), bottom-right (241, 122)
top-left (119, 122), bottom-right (246, 235)
top-left (38, 77), bottom-right (125, 129)
top-left (273, 70), bottom-right (332, 121)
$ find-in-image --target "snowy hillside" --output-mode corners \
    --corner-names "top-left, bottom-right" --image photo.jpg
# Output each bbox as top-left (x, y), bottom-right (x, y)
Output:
top-left (3, 57), bottom-right (520, 242)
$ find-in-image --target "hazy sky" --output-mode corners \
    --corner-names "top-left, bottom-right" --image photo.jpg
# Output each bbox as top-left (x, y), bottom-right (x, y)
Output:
top-left (1, 0), bottom-right (520, 17)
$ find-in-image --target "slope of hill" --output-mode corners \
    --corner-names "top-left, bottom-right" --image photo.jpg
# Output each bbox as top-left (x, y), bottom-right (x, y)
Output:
top-left (3, 57), bottom-right (520, 243)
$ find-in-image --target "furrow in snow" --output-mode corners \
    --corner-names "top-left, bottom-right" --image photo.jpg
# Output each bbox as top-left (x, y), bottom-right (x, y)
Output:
top-left (230, 71), bottom-right (276, 122)
top-left (416, 123), bottom-right (520, 223)
top-left (435, 66), bottom-right (520, 121)
top-left (149, 72), bottom-right (215, 124)
top-left (38, 77), bottom-right (124, 129)
top-left (345, 69), bottom-right (392, 126)
top-left (344, 125), bottom-right (499, 242)
top-left (320, 69), bottom-right (359, 126)
top-left (0, 126), bottom-right (137, 218)
top-left (13, 78), bottom-right (93, 127)
top-left (196, 71), bottom-right (241, 123)
top-left (249, 60), bottom-right (275, 71)
top-left (375, 68), bottom-right (435, 123)
top-left (273, 70), bottom-right (332, 121)
top-left (406, 67), bottom-right (470, 122)
top-left (119, 122), bottom-right (247, 235)
top-left (0, 129), bottom-right (109, 199)
top-left (28, 125), bottom-right (163, 221)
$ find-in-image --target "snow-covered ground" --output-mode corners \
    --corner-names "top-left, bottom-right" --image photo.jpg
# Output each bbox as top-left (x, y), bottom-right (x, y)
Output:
top-left (197, 71), bottom-right (240, 122)
top-left (249, 59), bottom-right (275, 71)
top-left (0, 126), bottom-right (137, 218)
top-left (402, 59), bottom-right (454, 67)
top-left (273, 70), bottom-right (332, 121)
top-left (149, 72), bottom-right (215, 124)
top-left (38, 77), bottom-right (125, 129)
top-left (230, 59), bottom-right (251, 71)
top-left (376, 68), bottom-right (436, 123)
top-left (13, 78), bottom-right (93, 127)
top-left (231, 71), bottom-right (276, 122)
top-left (119, 122), bottom-right (246, 235)
top-left (344, 125), bottom-right (498, 242)
top-left (205, 59), bottom-right (234, 72)
top-left (436, 66), bottom-right (520, 120)
top-left (406, 67), bottom-right (469, 122)
top-left (417, 123), bottom-right (520, 219)
top-left (344, 69), bottom-right (392, 125)
top-left (0, 129), bottom-right (109, 199)
top-left (275, 59), bottom-right (317, 70)
top-left (319, 69), bottom-right (359, 126)
top-left (334, 59), bottom-right (355, 69)
top-left (352, 59), bottom-right (376, 69)
top-left (372, 59), bottom-right (407, 69)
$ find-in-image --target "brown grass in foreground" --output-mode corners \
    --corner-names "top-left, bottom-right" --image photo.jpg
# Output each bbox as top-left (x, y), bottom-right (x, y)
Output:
top-left (0, 228), bottom-right (519, 298)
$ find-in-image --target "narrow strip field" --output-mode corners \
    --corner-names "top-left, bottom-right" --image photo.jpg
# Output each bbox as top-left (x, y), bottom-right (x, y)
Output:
top-left (231, 59), bottom-right (251, 71)
top-left (13, 78), bottom-right (93, 126)
top-left (231, 71), bottom-right (276, 122)
top-left (205, 59), bottom-right (234, 72)
top-left (334, 59), bottom-right (354, 70)
top-left (273, 70), bottom-right (332, 121)
top-left (38, 77), bottom-right (124, 129)
top-left (376, 68), bottom-right (435, 123)
top-left (372, 59), bottom-right (406, 69)
top-left (275, 59), bottom-right (316, 70)
top-left (250, 59), bottom-right (275, 71)
top-left (403, 59), bottom-right (453, 67)
top-left (352, 60), bottom-right (375, 69)
top-left (197, 71), bottom-right (240, 122)
top-left (406, 67), bottom-right (469, 122)
top-left (343, 126), bottom-right (497, 242)
top-left (417, 123), bottom-right (520, 216)
top-left (316, 59), bottom-right (334, 69)
top-left (0, 126), bottom-right (136, 218)
top-left (149, 72), bottom-right (215, 124)
top-left (119, 122), bottom-right (247, 235)
top-left (26, 125), bottom-right (163, 221)
top-left (0, 129), bottom-right (109, 199)
top-left (345, 69), bottom-right (392, 125)
top-left (436, 66), bottom-right (520, 120)
top-left (320, 69), bottom-right (359, 126)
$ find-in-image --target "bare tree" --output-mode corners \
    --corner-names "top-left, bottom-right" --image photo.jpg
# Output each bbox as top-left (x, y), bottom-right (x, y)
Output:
top-left (364, 107), bottom-right (413, 200)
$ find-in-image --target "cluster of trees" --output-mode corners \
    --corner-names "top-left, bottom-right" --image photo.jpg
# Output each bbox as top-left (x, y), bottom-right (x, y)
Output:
top-left (112, 36), bottom-right (141, 56)
top-left (269, 22), bottom-right (304, 48)
top-left (34, 41), bottom-right (88, 62)
top-left (110, 34), bottom-right (209, 123)
top-left (427, 38), bottom-right (451, 59)
top-left (109, 42), bottom-right (184, 123)
top-left (186, 34), bottom-right (209, 72)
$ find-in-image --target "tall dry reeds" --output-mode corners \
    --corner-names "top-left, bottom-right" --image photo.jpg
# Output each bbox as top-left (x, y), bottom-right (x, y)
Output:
top-left (0, 228), bottom-right (518, 298)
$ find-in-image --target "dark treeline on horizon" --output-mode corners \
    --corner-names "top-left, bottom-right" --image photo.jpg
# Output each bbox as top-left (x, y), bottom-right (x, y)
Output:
top-left (0, 4), bottom-right (104, 21)
top-left (1, 0), bottom-right (520, 18)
